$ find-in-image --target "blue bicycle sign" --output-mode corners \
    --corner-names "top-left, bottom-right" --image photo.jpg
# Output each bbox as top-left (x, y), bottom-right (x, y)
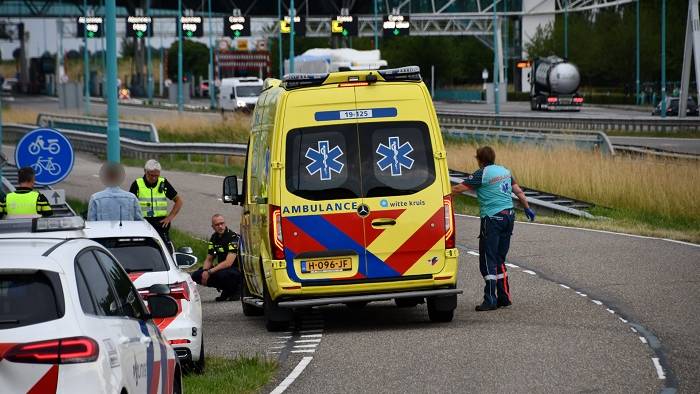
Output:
top-left (15, 128), bottom-right (74, 185)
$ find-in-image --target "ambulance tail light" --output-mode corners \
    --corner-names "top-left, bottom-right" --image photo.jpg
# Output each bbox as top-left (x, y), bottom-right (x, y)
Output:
top-left (270, 205), bottom-right (285, 259)
top-left (4, 337), bottom-right (99, 364)
top-left (443, 195), bottom-right (456, 249)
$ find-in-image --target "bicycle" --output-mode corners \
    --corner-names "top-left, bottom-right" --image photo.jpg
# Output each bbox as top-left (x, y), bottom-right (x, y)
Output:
top-left (31, 156), bottom-right (61, 176)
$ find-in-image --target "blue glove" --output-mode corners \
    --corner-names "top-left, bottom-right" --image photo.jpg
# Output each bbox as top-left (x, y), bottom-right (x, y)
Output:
top-left (524, 208), bottom-right (536, 222)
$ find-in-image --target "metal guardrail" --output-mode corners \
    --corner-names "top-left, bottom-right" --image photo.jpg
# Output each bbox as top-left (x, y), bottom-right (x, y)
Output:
top-left (36, 113), bottom-right (160, 143)
top-left (613, 144), bottom-right (700, 160)
top-left (3, 124), bottom-right (246, 165)
top-left (436, 111), bottom-right (700, 133)
top-left (441, 124), bottom-right (616, 155)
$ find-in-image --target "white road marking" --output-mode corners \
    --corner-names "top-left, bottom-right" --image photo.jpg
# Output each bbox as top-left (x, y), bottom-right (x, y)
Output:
top-left (92, 174), bottom-right (100, 178)
top-left (505, 263), bottom-right (519, 268)
top-left (606, 308), bottom-right (615, 314)
top-left (293, 344), bottom-right (319, 349)
top-left (522, 270), bottom-right (536, 275)
top-left (455, 213), bottom-right (699, 248)
top-left (301, 334), bottom-right (323, 338)
top-left (559, 284), bottom-right (570, 289)
top-left (299, 330), bottom-right (323, 334)
top-left (276, 336), bottom-right (292, 339)
top-left (639, 337), bottom-right (648, 344)
top-left (270, 356), bottom-right (313, 394)
top-left (291, 349), bottom-right (316, 353)
top-left (619, 317), bottom-right (628, 323)
top-left (631, 327), bottom-right (638, 333)
top-left (200, 173), bottom-right (225, 179)
top-left (651, 358), bottom-right (666, 379)
top-left (467, 251), bottom-right (480, 256)
top-left (295, 339), bottom-right (322, 344)
top-left (591, 300), bottom-right (603, 305)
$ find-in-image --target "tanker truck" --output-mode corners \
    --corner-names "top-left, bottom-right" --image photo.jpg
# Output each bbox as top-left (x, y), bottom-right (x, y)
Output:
top-left (530, 56), bottom-right (583, 111)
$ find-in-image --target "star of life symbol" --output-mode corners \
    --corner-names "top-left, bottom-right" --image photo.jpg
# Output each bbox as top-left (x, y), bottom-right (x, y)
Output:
top-left (376, 136), bottom-right (414, 176)
top-left (305, 140), bottom-right (344, 181)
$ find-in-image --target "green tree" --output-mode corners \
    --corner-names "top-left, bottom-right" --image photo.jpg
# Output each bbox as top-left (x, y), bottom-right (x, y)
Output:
top-left (167, 39), bottom-right (209, 80)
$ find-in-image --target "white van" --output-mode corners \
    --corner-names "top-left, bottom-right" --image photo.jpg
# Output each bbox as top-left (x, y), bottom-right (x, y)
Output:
top-left (219, 77), bottom-right (263, 111)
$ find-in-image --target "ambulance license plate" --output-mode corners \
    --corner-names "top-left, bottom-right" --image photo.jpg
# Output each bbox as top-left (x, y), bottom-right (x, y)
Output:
top-left (301, 258), bottom-right (352, 273)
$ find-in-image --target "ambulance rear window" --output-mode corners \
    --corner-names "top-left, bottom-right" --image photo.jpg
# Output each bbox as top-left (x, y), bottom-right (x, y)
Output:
top-left (0, 271), bottom-right (65, 329)
top-left (285, 121), bottom-right (435, 200)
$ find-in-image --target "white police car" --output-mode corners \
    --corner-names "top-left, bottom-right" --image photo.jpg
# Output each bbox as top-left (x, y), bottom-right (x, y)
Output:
top-left (81, 221), bottom-right (204, 373)
top-left (0, 216), bottom-right (182, 393)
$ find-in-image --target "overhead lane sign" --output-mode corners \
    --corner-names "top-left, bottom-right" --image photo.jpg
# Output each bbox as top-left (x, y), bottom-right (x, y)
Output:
top-left (15, 128), bottom-right (75, 186)
top-left (225, 16), bottom-right (250, 37)
top-left (77, 16), bottom-right (103, 38)
top-left (126, 16), bottom-right (153, 38)
top-left (383, 14), bottom-right (410, 37)
top-left (280, 16), bottom-right (305, 36)
top-left (179, 16), bottom-right (203, 37)
top-left (331, 15), bottom-right (357, 37)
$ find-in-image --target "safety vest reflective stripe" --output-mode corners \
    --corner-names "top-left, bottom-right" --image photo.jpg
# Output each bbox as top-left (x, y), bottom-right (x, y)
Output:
top-left (5, 191), bottom-right (41, 216)
top-left (135, 177), bottom-right (169, 217)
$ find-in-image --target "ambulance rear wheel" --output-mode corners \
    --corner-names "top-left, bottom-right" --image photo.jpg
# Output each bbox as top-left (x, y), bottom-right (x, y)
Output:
top-left (427, 295), bottom-right (456, 323)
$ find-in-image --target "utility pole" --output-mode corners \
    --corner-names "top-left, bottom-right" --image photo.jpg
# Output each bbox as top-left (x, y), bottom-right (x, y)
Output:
top-left (146, 0), bottom-right (153, 102)
top-left (207, 0), bottom-right (215, 109)
top-left (278, 0), bottom-right (282, 77)
top-left (177, 0), bottom-right (184, 112)
top-left (660, 0), bottom-right (667, 118)
top-left (83, 0), bottom-right (91, 115)
top-left (105, 0), bottom-right (120, 162)
top-left (635, 0), bottom-right (640, 105)
top-left (492, 0), bottom-right (500, 115)
top-left (564, 0), bottom-right (569, 59)
top-left (289, 0), bottom-right (295, 73)
top-left (374, 0), bottom-right (379, 50)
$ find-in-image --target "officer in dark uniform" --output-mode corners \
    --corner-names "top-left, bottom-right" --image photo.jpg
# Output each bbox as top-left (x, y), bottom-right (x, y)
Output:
top-left (0, 167), bottom-right (53, 219)
top-left (191, 214), bottom-right (241, 302)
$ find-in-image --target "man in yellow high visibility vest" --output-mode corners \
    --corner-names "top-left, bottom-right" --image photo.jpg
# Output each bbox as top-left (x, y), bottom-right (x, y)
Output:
top-left (0, 167), bottom-right (53, 219)
top-left (129, 159), bottom-right (183, 252)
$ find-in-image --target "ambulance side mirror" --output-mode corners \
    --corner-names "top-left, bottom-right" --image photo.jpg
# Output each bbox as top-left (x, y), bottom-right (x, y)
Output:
top-left (223, 175), bottom-right (242, 205)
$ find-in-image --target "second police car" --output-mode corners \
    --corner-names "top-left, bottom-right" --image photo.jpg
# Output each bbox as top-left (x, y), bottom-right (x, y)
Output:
top-left (223, 66), bottom-right (462, 331)
top-left (0, 216), bottom-right (182, 393)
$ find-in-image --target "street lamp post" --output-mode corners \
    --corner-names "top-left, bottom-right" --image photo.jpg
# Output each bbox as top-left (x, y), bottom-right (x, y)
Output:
top-left (635, 0), bottom-right (640, 105)
top-left (83, 0), bottom-right (90, 116)
top-left (660, 0), bottom-right (667, 118)
top-left (289, 0), bottom-right (295, 74)
top-left (373, 0), bottom-right (379, 50)
top-left (492, 0), bottom-right (500, 115)
top-left (277, 0), bottom-right (282, 77)
top-left (177, 0), bottom-right (184, 113)
top-left (207, 0), bottom-right (215, 110)
top-left (105, 0), bottom-right (120, 162)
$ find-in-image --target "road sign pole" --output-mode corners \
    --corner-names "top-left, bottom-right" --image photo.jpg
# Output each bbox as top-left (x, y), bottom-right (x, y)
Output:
top-left (146, 0), bottom-right (153, 102)
top-left (207, 0), bottom-right (215, 110)
top-left (373, 0), bottom-right (379, 50)
top-left (58, 0), bottom-right (64, 89)
top-left (105, 0), bottom-right (120, 163)
top-left (289, 0), bottom-right (295, 73)
top-left (660, 0), bottom-right (667, 118)
top-left (83, 0), bottom-right (91, 116)
top-left (492, 0), bottom-right (500, 115)
top-left (177, 0), bottom-right (184, 113)
top-left (1, 91), bottom-right (4, 179)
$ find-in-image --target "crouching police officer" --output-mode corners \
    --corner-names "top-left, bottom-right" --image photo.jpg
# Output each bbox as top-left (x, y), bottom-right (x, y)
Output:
top-left (451, 146), bottom-right (535, 312)
top-left (129, 159), bottom-right (183, 252)
top-left (0, 167), bottom-right (53, 219)
top-left (191, 214), bottom-right (241, 302)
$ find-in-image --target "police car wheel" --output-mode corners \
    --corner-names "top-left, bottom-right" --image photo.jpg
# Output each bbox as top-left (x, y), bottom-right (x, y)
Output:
top-left (192, 337), bottom-right (205, 374)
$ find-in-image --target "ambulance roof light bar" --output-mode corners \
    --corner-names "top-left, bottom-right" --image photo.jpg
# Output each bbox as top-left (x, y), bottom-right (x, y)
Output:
top-left (281, 72), bottom-right (329, 90)
top-left (377, 66), bottom-right (421, 82)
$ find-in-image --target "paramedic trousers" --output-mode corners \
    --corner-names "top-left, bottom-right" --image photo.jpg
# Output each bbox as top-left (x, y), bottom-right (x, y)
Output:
top-left (479, 210), bottom-right (515, 307)
top-left (191, 267), bottom-right (240, 295)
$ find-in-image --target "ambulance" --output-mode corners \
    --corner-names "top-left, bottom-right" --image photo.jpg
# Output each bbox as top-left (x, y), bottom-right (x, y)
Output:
top-left (222, 66), bottom-right (461, 331)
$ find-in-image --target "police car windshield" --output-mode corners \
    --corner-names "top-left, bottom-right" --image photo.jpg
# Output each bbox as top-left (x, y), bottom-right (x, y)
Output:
top-left (285, 121), bottom-right (435, 201)
top-left (0, 271), bottom-right (65, 329)
top-left (93, 237), bottom-right (169, 273)
top-left (236, 85), bottom-right (262, 97)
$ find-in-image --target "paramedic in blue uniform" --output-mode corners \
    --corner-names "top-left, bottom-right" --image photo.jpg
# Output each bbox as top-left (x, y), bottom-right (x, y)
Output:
top-left (451, 146), bottom-right (536, 311)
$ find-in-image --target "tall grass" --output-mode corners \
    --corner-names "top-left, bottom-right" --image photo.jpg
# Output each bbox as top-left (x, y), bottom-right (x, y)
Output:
top-left (446, 142), bottom-right (700, 230)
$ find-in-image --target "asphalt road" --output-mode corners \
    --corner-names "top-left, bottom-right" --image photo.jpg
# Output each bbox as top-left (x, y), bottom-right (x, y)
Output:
top-left (609, 136), bottom-right (700, 155)
top-left (23, 149), bottom-right (696, 393)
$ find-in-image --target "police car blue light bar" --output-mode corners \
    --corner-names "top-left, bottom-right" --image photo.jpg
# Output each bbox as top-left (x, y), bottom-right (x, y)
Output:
top-left (0, 216), bottom-right (85, 234)
top-left (378, 66), bottom-right (421, 81)
top-left (281, 72), bottom-right (329, 90)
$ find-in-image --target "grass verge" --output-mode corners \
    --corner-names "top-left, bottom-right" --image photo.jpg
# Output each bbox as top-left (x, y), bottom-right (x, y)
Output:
top-left (183, 356), bottom-right (277, 394)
